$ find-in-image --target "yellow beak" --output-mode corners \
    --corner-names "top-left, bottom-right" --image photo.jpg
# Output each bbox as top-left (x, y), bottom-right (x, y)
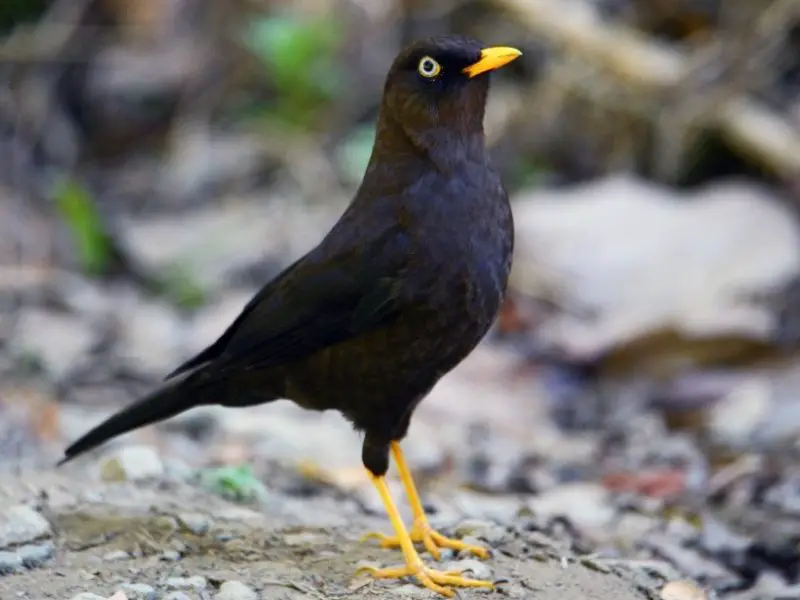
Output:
top-left (463, 46), bottom-right (522, 78)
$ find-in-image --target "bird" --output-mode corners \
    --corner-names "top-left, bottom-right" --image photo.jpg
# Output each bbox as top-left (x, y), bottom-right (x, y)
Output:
top-left (58, 35), bottom-right (521, 597)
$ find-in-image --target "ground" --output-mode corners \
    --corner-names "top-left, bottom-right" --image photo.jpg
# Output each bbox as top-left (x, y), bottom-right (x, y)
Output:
top-left (0, 470), bottom-right (661, 600)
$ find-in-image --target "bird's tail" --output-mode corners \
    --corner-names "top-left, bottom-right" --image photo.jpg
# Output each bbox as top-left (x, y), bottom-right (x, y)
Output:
top-left (57, 372), bottom-right (209, 467)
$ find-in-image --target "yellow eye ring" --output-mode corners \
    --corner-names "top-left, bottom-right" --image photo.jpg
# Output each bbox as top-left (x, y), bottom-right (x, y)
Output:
top-left (417, 56), bottom-right (441, 78)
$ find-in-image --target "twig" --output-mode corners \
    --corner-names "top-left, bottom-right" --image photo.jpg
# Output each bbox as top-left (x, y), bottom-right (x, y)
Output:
top-left (261, 578), bottom-right (327, 599)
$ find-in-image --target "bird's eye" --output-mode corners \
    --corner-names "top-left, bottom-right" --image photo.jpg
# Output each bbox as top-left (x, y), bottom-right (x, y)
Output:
top-left (417, 56), bottom-right (441, 79)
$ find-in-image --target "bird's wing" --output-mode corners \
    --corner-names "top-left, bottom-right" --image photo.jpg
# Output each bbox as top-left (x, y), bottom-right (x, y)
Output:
top-left (165, 225), bottom-right (411, 378)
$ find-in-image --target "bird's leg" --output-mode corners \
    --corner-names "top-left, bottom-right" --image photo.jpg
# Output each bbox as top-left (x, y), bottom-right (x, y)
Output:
top-left (363, 442), bottom-right (489, 560)
top-left (357, 472), bottom-right (494, 597)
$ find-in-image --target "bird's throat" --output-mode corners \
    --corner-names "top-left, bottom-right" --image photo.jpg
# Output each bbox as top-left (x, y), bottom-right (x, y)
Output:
top-left (368, 111), bottom-right (485, 176)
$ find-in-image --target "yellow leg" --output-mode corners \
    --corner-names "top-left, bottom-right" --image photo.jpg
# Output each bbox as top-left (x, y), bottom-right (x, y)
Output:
top-left (357, 472), bottom-right (494, 597)
top-left (362, 442), bottom-right (489, 560)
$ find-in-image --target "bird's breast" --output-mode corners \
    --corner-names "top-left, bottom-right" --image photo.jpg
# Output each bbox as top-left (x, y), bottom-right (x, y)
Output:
top-left (406, 173), bottom-right (512, 357)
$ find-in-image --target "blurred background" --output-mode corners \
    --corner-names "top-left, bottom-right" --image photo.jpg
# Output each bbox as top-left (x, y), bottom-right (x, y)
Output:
top-left (2, 0), bottom-right (800, 597)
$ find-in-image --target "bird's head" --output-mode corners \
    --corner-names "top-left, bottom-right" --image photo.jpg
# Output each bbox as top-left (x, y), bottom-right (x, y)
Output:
top-left (372, 36), bottom-right (521, 169)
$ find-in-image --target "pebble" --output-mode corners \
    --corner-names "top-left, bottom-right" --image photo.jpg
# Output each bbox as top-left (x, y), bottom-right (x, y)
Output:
top-left (69, 594), bottom-right (107, 600)
top-left (119, 582), bottom-right (157, 600)
top-left (214, 580), bottom-right (258, 600)
top-left (708, 377), bottom-right (770, 446)
top-left (18, 541), bottom-right (55, 568)
top-left (103, 550), bottom-right (131, 561)
top-left (164, 593), bottom-right (193, 600)
top-left (166, 575), bottom-right (208, 591)
top-left (641, 533), bottom-right (740, 587)
top-left (117, 299), bottom-right (186, 375)
top-left (12, 309), bottom-right (96, 378)
top-left (0, 551), bottom-right (23, 574)
top-left (0, 505), bottom-right (52, 548)
top-left (283, 531), bottom-right (324, 546)
top-left (453, 519), bottom-right (496, 539)
top-left (177, 512), bottom-right (212, 535)
top-left (660, 580), bottom-right (708, 600)
top-left (0, 542), bottom-right (54, 576)
top-left (100, 445), bottom-right (165, 482)
top-left (580, 556), bottom-right (612, 574)
top-left (161, 549), bottom-right (181, 561)
top-left (527, 483), bottom-right (616, 530)
top-left (443, 558), bottom-right (494, 581)
top-left (391, 583), bottom-right (430, 597)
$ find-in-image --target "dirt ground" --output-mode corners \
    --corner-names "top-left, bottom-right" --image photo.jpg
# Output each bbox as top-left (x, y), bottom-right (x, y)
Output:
top-left (0, 471), bottom-right (660, 600)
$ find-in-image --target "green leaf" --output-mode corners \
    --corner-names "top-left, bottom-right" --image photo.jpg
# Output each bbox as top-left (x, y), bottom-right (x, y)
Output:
top-left (199, 464), bottom-right (268, 503)
top-left (241, 13), bottom-right (345, 128)
top-left (52, 178), bottom-right (111, 276)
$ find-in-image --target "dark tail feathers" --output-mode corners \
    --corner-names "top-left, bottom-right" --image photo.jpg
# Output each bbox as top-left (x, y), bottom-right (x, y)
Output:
top-left (57, 373), bottom-right (203, 466)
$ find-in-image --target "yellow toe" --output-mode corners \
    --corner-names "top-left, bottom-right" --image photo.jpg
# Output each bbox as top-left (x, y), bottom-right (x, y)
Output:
top-left (363, 520), bottom-right (489, 560)
top-left (359, 560), bottom-right (493, 597)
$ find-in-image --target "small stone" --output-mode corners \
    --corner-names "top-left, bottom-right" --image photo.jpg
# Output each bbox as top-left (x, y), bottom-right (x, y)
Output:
top-left (17, 541), bottom-right (55, 568)
top-left (177, 512), bottom-right (211, 535)
top-left (660, 580), bottom-right (708, 600)
top-left (166, 575), bottom-right (207, 591)
top-left (165, 593), bottom-right (193, 600)
top-left (453, 519), bottom-right (508, 545)
top-left (13, 309), bottom-right (95, 378)
top-left (100, 445), bottom-right (165, 482)
top-left (392, 583), bottom-right (429, 597)
top-left (103, 550), bottom-right (131, 561)
top-left (454, 519), bottom-right (495, 538)
top-left (214, 580), bottom-right (258, 600)
top-left (443, 559), bottom-right (493, 581)
top-left (119, 582), bottom-right (157, 600)
top-left (642, 534), bottom-right (739, 586)
top-left (0, 551), bottom-right (24, 574)
top-left (527, 483), bottom-right (615, 530)
top-left (161, 549), bottom-right (181, 561)
top-left (580, 556), bottom-right (612, 573)
top-left (708, 377), bottom-right (770, 446)
top-left (436, 548), bottom-right (456, 561)
top-left (0, 505), bottom-right (52, 548)
top-left (283, 531), bottom-right (322, 546)
top-left (117, 299), bottom-right (186, 374)
top-left (69, 594), bottom-right (107, 600)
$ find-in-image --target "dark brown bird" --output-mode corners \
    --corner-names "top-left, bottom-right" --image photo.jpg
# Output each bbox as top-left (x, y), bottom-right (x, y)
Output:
top-left (59, 35), bottom-right (521, 597)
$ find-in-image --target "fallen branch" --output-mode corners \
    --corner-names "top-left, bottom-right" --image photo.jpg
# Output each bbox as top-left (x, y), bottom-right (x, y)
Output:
top-left (496, 0), bottom-right (800, 178)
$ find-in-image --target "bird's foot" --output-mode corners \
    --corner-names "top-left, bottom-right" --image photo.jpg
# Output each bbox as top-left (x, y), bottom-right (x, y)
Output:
top-left (362, 518), bottom-right (489, 560)
top-left (357, 557), bottom-right (494, 597)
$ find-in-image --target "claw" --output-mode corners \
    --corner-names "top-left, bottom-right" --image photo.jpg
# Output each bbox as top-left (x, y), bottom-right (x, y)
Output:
top-left (363, 520), bottom-right (489, 560)
top-left (360, 530), bottom-right (397, 549)
top-left (357, 559), bottom-right (494, 597)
